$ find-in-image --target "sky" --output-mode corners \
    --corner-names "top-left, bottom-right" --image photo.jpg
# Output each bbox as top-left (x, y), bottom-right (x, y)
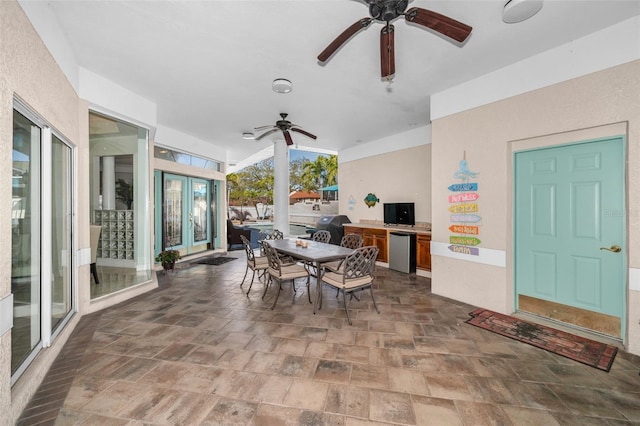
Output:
top-left (290, 149), bottom-right (321, 162)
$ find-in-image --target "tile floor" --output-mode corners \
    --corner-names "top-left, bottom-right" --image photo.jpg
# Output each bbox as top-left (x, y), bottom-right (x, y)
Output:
top-left (19, 251), bottom-right (640, 425)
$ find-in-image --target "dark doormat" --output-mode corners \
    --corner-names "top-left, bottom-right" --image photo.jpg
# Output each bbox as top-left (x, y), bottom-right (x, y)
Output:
top-left (193, 256), bottom-right (237, 265)
top-left (465, 308), bottom-right (618, 371)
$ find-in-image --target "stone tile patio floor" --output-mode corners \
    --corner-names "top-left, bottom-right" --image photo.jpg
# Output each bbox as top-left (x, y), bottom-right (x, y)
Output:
top-left (18, 251), bottom-right (640, 425)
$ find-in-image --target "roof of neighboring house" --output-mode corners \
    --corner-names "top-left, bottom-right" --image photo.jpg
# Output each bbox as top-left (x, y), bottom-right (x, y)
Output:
top-left (289, 190), bottom-right (320, 200)
top-left (320, 184), bottom-right (338, 191)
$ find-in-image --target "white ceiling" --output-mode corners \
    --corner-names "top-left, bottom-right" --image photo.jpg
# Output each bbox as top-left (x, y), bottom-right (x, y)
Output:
top-left (21, 0), bottom-right (640, 165)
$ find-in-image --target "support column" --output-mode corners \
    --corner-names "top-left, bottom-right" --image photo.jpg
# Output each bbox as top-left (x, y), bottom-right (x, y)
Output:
top-left (102, 156), bottom-right (116, 210)
top-left (273, 139), bottom-right (290, 235)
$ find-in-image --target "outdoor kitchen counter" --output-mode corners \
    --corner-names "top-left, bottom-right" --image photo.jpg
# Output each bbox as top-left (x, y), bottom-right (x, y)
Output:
top-left (343, 223), bottom-right (431, 270)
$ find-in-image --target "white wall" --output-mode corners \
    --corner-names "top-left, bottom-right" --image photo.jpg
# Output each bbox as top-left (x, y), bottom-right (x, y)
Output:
top-left (1, 1), bottom-right (84, 421)
top-left (432, 15), bottom-right (640, 120)
top-left (339, 143), bottom-right (432, 226)
top-left (339, 126), bottom-right (431, 164)
top-left (429, 16), bottom-right (640, 355)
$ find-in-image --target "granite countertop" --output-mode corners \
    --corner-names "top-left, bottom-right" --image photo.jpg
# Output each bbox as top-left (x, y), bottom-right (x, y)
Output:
top-left (345, 222), bottom-right (431, 234)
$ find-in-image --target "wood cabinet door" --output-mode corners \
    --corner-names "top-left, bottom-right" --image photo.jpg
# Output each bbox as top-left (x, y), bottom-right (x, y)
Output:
top-left (375, 235), bottom-right (388, 262)
top-left (363, 233), bottom-right (375, 248)
top-left (416, 234), bottom-right (431, 271)
top-left (363, 229), bottom-right (388, 262)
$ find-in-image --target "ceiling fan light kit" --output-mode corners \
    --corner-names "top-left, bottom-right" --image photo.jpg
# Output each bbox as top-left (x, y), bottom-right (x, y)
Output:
top-left (502, 0), bottom-right (543, 23)
top-left (272, 78), bottom-right (293, 93)
top-left (317, 0), bottom-right (472, 81)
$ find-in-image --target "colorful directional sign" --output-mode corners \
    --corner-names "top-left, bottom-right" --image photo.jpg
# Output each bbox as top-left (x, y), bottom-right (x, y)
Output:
top-left (448, 203), bottom-right (478, 213)
top-left (450, 236), bottom-right (481, 246)
top-left (448, 225), bottom-right (479, 235)
top-left (449, 157), bottom-right (481, 251)
top-left (450, 214), bottom-right (481, 223)
top-left (449, 193), bottom-right (479, 203)
top-left (448, 183), bottom-right (478, 192)
top-left (448, 245), bottom-right (479, 255)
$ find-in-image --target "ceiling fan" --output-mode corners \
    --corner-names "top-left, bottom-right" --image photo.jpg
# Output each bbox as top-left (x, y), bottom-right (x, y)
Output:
top-left (317, 0), bottom-right (473, 80)
top-left (254, 113), bottom-right (317, 146)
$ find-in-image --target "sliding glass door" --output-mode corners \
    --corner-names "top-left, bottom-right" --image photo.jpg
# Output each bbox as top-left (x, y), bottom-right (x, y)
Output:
top-left (12, 104), bottom-right (75, 382)
top-left (12, 110), bottom-right (42, 376)
top-left (51, 135), bottom-right (73, 333)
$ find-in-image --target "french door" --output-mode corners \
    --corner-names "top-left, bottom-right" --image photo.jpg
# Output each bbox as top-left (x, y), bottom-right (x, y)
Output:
top-left (514, 137), bottom-right (626, 338)
top-left (160, 173), bottom-right (211, 255)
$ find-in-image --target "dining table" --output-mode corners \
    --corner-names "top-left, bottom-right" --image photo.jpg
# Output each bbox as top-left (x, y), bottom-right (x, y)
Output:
top-left (265, 238), bottom-right (355, 313)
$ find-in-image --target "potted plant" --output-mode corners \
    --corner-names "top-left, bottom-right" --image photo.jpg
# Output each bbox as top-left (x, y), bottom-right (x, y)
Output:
top-left (155, 249), bottom-right (182, 272)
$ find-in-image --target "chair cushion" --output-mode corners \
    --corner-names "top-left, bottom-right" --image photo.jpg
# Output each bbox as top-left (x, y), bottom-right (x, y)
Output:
top-left (253, 256), bottom-right (269, 267)
top-left (270, 264), bottom-right (308, 280)
top-left (322, 260), bottom-right (343, 273)
top-left (322, 271), bottom-right (372, 289)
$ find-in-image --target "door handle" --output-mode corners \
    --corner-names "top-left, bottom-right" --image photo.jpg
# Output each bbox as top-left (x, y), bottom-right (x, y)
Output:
top-left (600, 245), bottom-right (622, 253)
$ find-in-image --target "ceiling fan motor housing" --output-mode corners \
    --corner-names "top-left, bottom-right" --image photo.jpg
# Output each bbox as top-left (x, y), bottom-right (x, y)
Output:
top-left (369, 0), bottom-right (409, 22)
top-left (276, 120), bottom-right (290, 130)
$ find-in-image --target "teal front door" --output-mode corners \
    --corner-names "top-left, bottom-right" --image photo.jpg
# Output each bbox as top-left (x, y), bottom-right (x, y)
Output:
top-left (514, 137), bottom-right (626, 338)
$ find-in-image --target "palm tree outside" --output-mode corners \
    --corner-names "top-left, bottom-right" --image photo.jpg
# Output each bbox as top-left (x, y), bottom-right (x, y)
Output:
top-left (227, 152), bottom-right (338, 223)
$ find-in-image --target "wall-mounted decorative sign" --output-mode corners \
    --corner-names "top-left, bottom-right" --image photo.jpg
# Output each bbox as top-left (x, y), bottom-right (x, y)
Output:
top-left (448, 183), bottom-right (478, 192)
top-left (448, 245), bottom-right (479, 255)
top-left (453, 159), bottom-right (478, 181)
top-left (449, 225), bottom-right (479, 235)
top-left (450, 236), bottom-right (481, 246)
top-left (448, 151), bottom-right (481, 256)
top-left (364, 193), bottom-right (379, 208)
top-left (450, 214), bottom-right (481, 223)
top-left (348, 195), bottom-right (356, 211)
top-left (449, 193), bottom-right (479, 203)
top-left (448, 203), bottom-right (478, 213)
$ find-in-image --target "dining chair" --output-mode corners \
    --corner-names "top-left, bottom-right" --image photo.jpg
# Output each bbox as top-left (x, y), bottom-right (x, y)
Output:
top-left (263, 241), bottom-right (311, 309)
top-left (312, 230), bottom-right (332, 244)
top-left (317, 246), bottom-right (379, 324)
top-left (259, 236), bottom-right (292, 264)
top-left (261, 228), bottom-right (284, 242)
top-left (340, 233), bottom-right (363, 249)
top-left (323, 233), bottom-right (363, 273)
top-left (303, 229), bottom-right (333, 276)
top-left (240, 234), bottom-right (269, 296)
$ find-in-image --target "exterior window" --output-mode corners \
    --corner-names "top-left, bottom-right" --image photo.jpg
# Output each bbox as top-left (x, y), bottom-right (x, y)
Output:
top-left (154, 145), bottom-right (221, 171)
top-left (89, 112), bottom-right (152, 298)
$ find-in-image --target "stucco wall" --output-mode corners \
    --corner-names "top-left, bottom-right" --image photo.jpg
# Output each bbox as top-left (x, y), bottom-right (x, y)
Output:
top-left (339, 144), bottom-right (432, 225)
top-left (0, 1), bottom-right (86, 421)
top-left (431, 60), bottom-right (640, 354)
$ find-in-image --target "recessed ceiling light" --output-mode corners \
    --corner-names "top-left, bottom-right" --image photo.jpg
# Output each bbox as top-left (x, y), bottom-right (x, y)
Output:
top-left (503, 0), bottom-right (543, 23)
top-left (242, 132), bottom-right (255, 140)
top-left (272, 78), bottom-right (293, 94)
